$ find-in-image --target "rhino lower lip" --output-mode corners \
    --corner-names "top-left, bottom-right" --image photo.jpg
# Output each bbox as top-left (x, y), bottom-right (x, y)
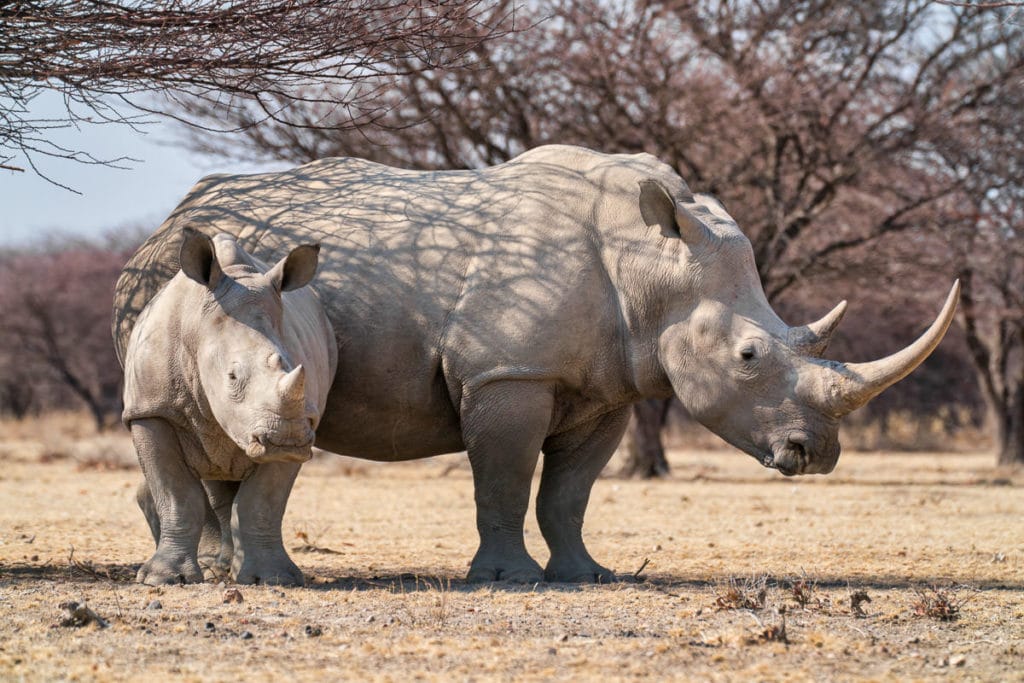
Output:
top-left (761, 448), bottom-right (799, 476)
top-left (247, 435), bottom-right (314, 458)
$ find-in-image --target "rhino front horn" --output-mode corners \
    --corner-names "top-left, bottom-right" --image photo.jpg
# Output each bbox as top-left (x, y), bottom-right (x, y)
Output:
top-left (828, 281), bottom-right (960, 415)
top-left (278, 365), bottom-right (306, 405)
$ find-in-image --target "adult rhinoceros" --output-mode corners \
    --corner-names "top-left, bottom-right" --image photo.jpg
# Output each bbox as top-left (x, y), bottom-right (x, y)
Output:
top-left (113, 145), bottom-right (957, 584)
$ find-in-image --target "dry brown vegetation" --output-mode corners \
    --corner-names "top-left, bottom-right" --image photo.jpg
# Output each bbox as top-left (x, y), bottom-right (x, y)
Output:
top-left (0, 415), bottom-right (1022, 681)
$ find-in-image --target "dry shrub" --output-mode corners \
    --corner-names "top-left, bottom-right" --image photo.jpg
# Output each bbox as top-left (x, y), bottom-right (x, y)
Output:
top-left (911, 585), bottom-right (973, 621)
top-left (71, 434), bottom-right (137, 471)
top-left (714, 575), bottom-right (768, 611)
top-left (0, 411), bottom-right (99, 441)
top-left (747, 610), bottom-right (788, 644)
top-left (292, 525), bottom-right (343, 555)
top-left (850, 590), bottom-right (872, 618)
top-left (0, 411), bottom-right (136, 470)
top-left (788, 574), bottom-right (832, 612)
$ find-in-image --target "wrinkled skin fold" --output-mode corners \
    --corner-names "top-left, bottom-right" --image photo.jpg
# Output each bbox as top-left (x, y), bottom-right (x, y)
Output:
top-left (113, 145), bottom-right (957, 584)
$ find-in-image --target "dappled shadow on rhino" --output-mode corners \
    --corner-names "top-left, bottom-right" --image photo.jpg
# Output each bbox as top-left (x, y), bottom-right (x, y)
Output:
top-left (113, 145), bottom-right (958, 586)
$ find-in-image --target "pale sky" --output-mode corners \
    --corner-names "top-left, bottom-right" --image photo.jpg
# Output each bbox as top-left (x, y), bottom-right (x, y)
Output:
top-left (0, 93), bottom-right (286, 248)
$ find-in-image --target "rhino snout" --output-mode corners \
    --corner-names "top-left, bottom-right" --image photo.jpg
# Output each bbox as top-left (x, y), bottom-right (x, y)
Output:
top-left (769, 432), bottom-right (839, 476)
top-left (245, 419), bottom-right (316, 463)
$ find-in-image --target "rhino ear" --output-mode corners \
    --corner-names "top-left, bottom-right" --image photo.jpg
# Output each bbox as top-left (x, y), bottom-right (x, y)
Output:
top-left (268, 243), bottom-right (321, 293)
top-left (179, 228), bottom-right (223, 289)
top-left (638, 179), bottom-right (709, 245)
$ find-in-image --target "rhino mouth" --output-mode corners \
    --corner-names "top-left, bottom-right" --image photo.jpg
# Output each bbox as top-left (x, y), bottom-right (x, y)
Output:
top-left (246, 434), bottom-right (315, 464)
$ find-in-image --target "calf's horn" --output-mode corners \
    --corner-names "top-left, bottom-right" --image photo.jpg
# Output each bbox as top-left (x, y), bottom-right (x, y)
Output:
top-left (789, 300), bottom-right (848, 357)
top-left (278, 365), bottom-right (306, 404)
top-left (828, 281), bottom-right (960, 415)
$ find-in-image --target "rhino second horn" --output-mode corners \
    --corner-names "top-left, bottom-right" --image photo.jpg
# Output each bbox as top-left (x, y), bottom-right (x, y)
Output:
top-left (278, 365), bottom-right (306, 404)
top-left (829, 281), bottom-right (960, 415)
top-left (789, 300), bottom-right (848, 357)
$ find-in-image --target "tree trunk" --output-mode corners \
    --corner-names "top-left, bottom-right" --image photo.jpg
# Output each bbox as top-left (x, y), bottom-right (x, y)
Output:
top-left (0, 380), bottom-right (34, 419)
top-left (996, 381), bottom-right (1024, 467)
top-left (620, 399), bottom-right (671, 478)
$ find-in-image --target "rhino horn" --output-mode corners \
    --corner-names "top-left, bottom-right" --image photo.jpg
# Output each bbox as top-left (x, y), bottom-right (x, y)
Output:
top-left (278, 365), bottom-right (306, 405)
top-left (826, 281), bottom-right (960, 415)
top-left (789, 300), bottom-right (848, 357)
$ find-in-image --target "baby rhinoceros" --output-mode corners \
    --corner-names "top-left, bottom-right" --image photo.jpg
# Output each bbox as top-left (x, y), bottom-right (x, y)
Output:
top-left (122, 229), bottom-right (336, 586)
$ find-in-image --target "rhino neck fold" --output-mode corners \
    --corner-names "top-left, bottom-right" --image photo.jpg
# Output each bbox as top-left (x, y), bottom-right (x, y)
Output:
top-left (599, 239), bottom-right (687, 402)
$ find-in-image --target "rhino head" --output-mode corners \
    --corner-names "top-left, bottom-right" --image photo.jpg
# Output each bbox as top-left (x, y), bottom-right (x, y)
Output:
top-left (179, 229), bottom-right (323, 464)
top-left (638, 181), bottom-right (958, 476)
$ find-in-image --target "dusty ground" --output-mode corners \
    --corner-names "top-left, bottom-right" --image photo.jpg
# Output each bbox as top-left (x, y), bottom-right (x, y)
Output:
top-left (0, 419), bottom-right (1021, 682)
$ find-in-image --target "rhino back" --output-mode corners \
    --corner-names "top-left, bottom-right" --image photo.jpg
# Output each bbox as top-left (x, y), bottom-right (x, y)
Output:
top-left (113, 147), bottom-right (673, 459)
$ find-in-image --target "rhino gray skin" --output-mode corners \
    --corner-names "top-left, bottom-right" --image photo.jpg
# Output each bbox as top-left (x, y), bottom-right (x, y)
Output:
top-left (122, 229), bottom-right (337, 585)
top-left (113, 145), bottom-right (957, 584)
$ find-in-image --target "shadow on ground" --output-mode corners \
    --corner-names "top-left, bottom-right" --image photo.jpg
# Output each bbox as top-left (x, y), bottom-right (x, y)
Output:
top-left (4, 561), bottom-right (1020, 593)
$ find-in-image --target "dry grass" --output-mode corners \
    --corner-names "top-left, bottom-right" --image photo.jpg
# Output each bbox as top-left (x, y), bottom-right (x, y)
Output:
top-left (0, 417), bottom-right (1022, 681)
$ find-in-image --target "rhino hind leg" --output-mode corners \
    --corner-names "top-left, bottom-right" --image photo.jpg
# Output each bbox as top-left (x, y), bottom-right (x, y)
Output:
top-left (461, 382), bottom-right (550, 584)
top-left (199, 480), bottom-right (239, 581)
top-left (135, 480), bottom-right (161, 544)
top-left (538, 407), bottom-right (631, 583)
top-left (230, 460), bottom-right (304, 586)
top-left (131, 418), bottom-right (206, 585)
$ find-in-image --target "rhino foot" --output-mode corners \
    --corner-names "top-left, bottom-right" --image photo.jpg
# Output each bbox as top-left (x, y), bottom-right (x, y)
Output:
top-left (137, 554), bottom-right (204, 586)
top-left (544, 560), bottom-right (617, 584)
top-left (199, 554), bottom-right (232, 582)
top-left (467, 556), bottom-right (544, 584)
top-left (233, 553), bottom-right (304, 587)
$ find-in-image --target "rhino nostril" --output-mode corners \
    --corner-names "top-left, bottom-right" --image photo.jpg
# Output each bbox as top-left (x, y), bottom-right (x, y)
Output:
top-left (785, 435), bottom-right (808, 467)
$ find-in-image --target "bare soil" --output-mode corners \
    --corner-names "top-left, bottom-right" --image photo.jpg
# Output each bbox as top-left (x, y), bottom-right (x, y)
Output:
top-left (0, 422), bottom-right (1021, 682)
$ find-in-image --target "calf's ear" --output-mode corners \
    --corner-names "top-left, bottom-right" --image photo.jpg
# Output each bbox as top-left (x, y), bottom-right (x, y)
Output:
top-left (268, 243), bottom-right (321, 293)
top-left (179, 228), bottom-right (223, 289)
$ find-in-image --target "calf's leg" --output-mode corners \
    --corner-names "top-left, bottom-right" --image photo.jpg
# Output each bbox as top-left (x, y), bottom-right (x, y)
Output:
top-left (131, 418), bottom-right (205, 585)
top-left (135, 478), bottom-right (236, 581)
top-left (200, 480), bottom-right (239, 580)
top-left (231, 461), bottom-right (304, 586)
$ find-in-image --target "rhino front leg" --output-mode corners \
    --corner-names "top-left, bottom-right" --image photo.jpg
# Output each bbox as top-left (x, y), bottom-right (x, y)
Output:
top-left (230, 461), bottom-right (304, 586)
top-left (461, 382), bottom-right (551, 583)
top-left (538, 407), bottom-right (631, 583)
top-left (130, 418), bottom-right (205, 585)
top-left (200, 480), bottom-right (239, 580)
top-left (136, 478), bottom-right (236, 581)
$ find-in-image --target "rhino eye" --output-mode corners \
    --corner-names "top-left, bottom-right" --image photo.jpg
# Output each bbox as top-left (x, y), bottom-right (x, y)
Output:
top-left (739, 347), bottom-right (757, 362)
top-left (228, 370), bottom-right (237, 381)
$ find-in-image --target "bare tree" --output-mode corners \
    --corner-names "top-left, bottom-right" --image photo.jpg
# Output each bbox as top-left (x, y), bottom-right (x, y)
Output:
top-left (929, 61), bottom-right (1024, 465)
top-left (954, 204), bottom-right (1024, 466)
top-left (1, 0), bottom-right (515, 185)
top-left (181, 0), bottom-right (1024, 469)
top-left (189, 0), bottom-right (1021, 291)
top-left (0, 243), bottom-right (130, 430)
